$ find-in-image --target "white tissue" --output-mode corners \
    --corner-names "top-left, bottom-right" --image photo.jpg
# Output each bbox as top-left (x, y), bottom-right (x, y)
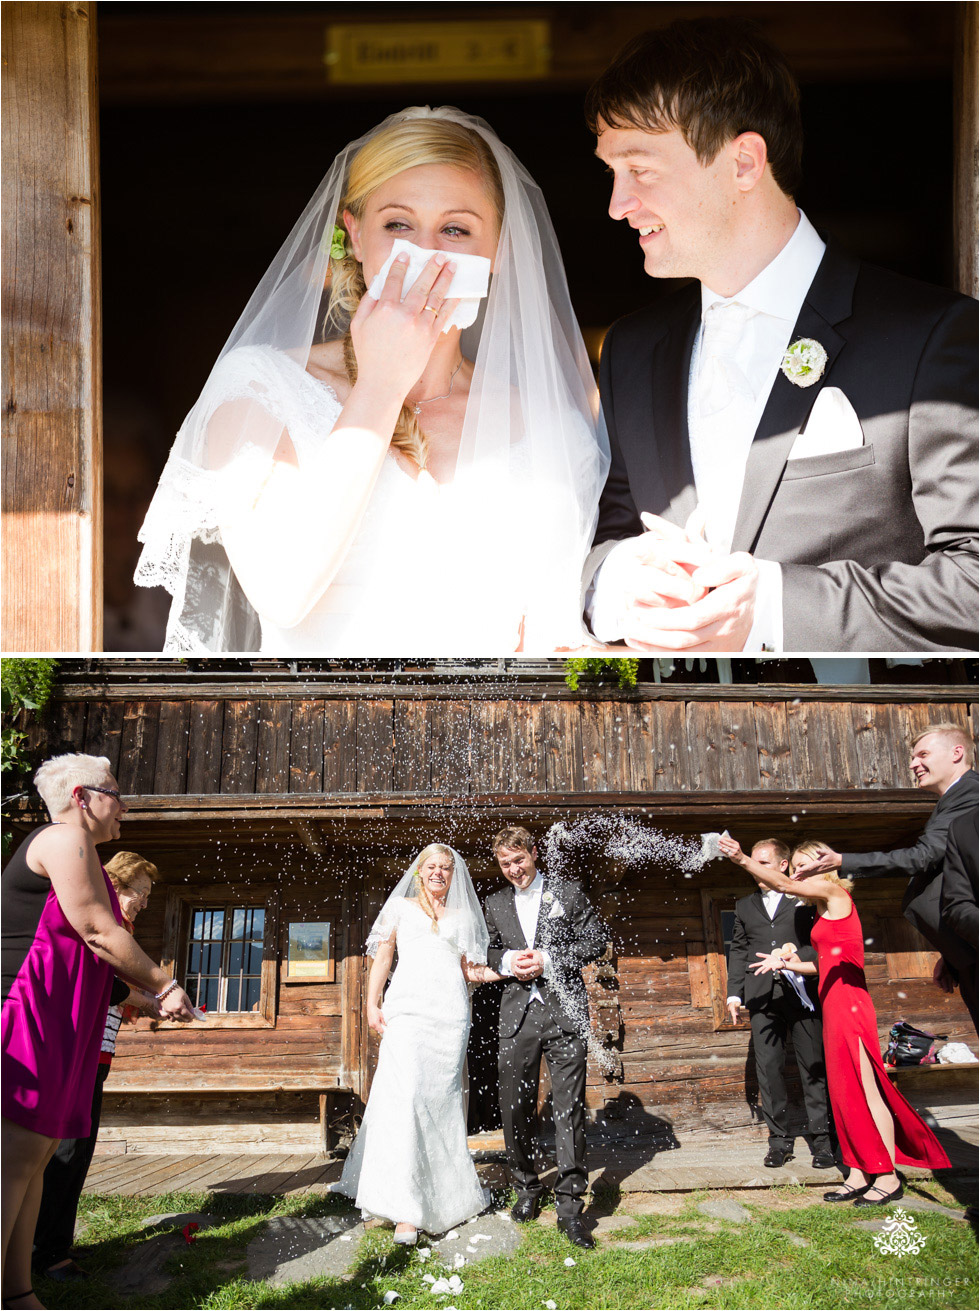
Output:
top-left (367, 239), bottom-right (491, 332)
top-left (700, 830), bottom-right (731, 861)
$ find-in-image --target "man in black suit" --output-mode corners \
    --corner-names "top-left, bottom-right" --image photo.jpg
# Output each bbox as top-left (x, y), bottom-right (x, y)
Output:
top-left (583, 18), bottom-right (978, 653)
top-left (726, 839), bottom-right (834, 1169)
top-left (941, 809), bottom-right (979, 1032)
top-left (484, 827), bottom-right (608, 1249)
top-left (796, 723), bottom-right (979, 1015)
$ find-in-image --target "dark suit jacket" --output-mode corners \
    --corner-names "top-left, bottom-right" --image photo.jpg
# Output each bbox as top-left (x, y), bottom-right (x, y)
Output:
top-left (726, 891), bottom-right (819, 1010)
top-left (484, 875), bottom-right (608, 1038)
top-left (590, 242), bottom-right (978, 652)
top-left (841, 769), bottom-right (979, 968)
top-left (941, 808), bottom-right (979, 953)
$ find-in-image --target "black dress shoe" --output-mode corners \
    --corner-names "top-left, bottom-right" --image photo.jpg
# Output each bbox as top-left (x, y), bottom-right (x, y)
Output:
top-left (811, 1153), bottom-right (837, 1170)
top-left (854, 1182), bottom-right (904, 1207)
top-left (823, 1183), bottom-right (871, 1202)
top-left (763, 1146), bottom-right (794, 1168)
top-left (556, 1218), bottom-right (595, 1249)
top-left (510, 1195), bottom-right (542, 1223)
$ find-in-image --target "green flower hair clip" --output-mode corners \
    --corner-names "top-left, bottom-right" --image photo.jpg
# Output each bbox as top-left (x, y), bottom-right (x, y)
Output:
top-left (327, 224), bottom-right (348, 261)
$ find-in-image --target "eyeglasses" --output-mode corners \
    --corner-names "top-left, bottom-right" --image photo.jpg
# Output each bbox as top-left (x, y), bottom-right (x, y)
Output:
top-left (84, 785), bottom-right (123, 802)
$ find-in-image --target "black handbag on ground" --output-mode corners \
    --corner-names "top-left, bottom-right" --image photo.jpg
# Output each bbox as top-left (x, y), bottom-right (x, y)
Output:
top-left (884, 1020), bottom-right (946, 1066)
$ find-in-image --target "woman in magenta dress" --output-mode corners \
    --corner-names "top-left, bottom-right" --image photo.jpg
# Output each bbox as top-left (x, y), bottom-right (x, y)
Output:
top-left (1, 754), bottom-right (196, 1311)
top-left (719, 835), bottom-right (950, 1206)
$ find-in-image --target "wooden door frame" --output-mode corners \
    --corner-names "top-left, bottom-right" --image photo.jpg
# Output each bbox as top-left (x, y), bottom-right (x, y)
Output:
top-left (2, 1), bottom-right (103, 652)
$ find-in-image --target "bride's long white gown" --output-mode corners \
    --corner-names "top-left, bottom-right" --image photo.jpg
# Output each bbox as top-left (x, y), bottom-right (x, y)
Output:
top-left (336, 899), bottom-right (490, 1233)
top-left (209, 346), bottom-right (523, 654)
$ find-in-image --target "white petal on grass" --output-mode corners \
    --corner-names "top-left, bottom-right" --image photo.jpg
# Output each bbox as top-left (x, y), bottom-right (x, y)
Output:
top-left (383, 1293), bottom-right (400, 1305)
top-left (564, 1256), bottom-right (577, 1267)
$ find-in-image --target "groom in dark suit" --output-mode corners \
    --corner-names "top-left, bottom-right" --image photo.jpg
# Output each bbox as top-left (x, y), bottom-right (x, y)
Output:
top-left (726, 839), bottom-right (834, 1169)
top-left (584, 18), bottom-right (978, 653)
top-left (484, 827), bottom-right (608, 1249)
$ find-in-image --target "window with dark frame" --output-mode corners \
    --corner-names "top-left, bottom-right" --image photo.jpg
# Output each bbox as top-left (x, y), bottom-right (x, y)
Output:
top-left (183, 904), bottom-right (265, 1013)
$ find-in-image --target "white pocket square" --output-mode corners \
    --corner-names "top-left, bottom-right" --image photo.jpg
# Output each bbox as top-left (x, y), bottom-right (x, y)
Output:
top-left (787, 387), bottom-right (864, 460)
top-left (548, 902), bottom-right (565, 919)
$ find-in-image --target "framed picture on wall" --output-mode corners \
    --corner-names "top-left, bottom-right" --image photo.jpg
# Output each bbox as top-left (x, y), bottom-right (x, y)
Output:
top-left (284, 920), bottom-right (334, 983)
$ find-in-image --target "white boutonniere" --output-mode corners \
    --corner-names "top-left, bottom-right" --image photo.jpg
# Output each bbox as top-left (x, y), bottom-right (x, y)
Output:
top-left (542, 890), bottom-right (553, 904)
top-left (781, 337), bottom-right (827, 388)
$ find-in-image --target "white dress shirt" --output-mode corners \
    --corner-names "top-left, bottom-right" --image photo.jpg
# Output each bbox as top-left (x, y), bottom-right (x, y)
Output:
top-left (727, 890), bottom-right (784, 1007)
top-left (592, 210), bottom-right (827, 652)
top-left (500, 872), bottom-right (551, 1004)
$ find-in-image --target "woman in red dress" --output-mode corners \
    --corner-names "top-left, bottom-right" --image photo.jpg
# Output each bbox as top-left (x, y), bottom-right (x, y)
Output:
top-left (719, 836), bottom-right (950, 1205)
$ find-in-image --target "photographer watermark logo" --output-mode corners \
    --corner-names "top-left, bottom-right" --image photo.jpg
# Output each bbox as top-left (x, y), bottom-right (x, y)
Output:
top-left (872, 1208), bottom-right (926, 1257)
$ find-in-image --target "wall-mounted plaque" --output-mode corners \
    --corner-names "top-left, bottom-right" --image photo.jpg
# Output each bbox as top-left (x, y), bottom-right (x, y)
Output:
top-left (325, 21), bottom-right (550, 85)
top-left (284, 920), bottom-right (334, 983)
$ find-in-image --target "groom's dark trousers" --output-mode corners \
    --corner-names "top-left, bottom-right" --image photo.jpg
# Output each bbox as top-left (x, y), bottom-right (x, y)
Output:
top-left (484, 876), bottom-right (608, 1221)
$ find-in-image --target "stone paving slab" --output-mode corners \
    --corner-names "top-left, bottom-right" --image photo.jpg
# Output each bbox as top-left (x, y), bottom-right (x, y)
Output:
top-left (246, 1213), bottom-right (364, 1286)
top-left (245, 1208), bottom-right (520, 1289)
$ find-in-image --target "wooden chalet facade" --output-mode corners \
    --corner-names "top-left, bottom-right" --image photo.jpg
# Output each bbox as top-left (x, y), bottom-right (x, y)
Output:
top-left (10, 661), bottom-right (978, 1156)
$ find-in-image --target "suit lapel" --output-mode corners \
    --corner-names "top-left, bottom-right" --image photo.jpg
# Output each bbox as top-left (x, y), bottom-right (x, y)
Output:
top-left (506, 886), bottom-right (529, 950)
top-left (649, 307), bottom-right (700, 529)
top-left (530, 874), bottom-right (549, 948)
top-left (730, 243), bottom-right (858, 553)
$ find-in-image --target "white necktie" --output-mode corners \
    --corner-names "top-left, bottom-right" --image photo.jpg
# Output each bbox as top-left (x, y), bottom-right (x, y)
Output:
top-left (697, 301), bottom-right (756, 417)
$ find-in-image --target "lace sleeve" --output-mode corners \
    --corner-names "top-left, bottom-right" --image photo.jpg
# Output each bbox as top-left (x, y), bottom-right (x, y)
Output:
top-left (134, 345), bottom-right (343, 652)
top-left (366, 896), bottom-right (403, 957)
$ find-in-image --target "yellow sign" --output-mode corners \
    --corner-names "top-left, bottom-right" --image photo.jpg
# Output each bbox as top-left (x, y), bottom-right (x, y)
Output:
top-left (325, 21), bottom-right (551, 85)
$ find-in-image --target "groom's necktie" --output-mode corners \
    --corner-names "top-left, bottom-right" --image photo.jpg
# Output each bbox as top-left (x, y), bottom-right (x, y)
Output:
top-left (690, 299), bottom-right (759, 551)
top-left (696, 300), bottom-right (756, 417)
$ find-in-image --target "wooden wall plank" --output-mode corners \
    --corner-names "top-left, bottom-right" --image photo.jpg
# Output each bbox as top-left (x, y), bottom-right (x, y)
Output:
top-left (288, 700), bottom-right (325, 793)
top-left (83, 699), bottom-right (126, 775)
top-left (392, 698), bottom-right (431, 793)
top-left (752, 700), bottom-right (791, 790)
top-left (542, 699), bottom-right (582, 793)
top-left (429, 700), bottom-right (472, 795)
top-left (255, 699), bottom-right (291, 794)
top-left (186, 701), bottom-right (224, 794)
top-left (1, 2), bottom-right (102, 651)
top-left (220, 701), bottom-right (259, 794)
top-left (355, 701), bottom-right (393, 794)
top-left (153, 699), bottom-right (190, 796)
top-left (46, 698), bottom-right (89, 761)
top-left (954, 0), bottom-right (979, 297)
top-left (119, 701), bottom-right (161, 796)
top-left (322, 699), bottom-right (356, 793)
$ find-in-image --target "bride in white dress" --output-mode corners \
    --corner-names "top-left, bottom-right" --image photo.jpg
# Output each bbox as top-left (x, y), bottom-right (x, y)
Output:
top-left (134, 106), bottom-right (609, 654)
top-left (334, 845), bottom-right (500, 1240)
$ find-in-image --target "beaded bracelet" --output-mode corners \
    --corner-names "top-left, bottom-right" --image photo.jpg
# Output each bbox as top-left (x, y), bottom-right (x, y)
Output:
top-left (155, 979), bottom-right (180, 1001)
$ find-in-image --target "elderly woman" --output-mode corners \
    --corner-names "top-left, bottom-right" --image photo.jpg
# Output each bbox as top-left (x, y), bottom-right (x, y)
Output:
top-left (719, 835), bottom-right (950, 1207)
top-left (32, 852), bottom-right (160, 1283)
top-left (1, 756), bottom-right (194, 1311)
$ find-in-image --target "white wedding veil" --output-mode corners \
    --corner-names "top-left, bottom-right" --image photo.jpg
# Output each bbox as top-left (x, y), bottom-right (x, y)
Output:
top-left (134, 104), bottom-right (609, 653)
top-left (367, 845), bottom-right (489, 967)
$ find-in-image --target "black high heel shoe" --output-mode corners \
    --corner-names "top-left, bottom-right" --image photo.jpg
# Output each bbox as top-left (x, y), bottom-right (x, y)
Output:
top-left (854, 1181), bottom-right (904, 1207)
top-left (2, 1289), bottom-right (35, 1310)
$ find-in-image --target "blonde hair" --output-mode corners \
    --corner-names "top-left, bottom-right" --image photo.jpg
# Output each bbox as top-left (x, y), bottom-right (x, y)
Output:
top-left (104, 850), bottom-right (158, 891)
top-left (790, 841), bottom-right (854, 895)
top-left (327, 119), bottom-right (504, 470)
top-left (911, 722), bottom-right (975, 766)
top-left (412, 843), bottom-right (455, 933)
top-left (34, 753), bottom-right (113, 817)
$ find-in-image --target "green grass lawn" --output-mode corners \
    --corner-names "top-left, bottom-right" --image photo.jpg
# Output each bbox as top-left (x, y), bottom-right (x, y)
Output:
top-left (40, 1182), bottom-right (977, 1311)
